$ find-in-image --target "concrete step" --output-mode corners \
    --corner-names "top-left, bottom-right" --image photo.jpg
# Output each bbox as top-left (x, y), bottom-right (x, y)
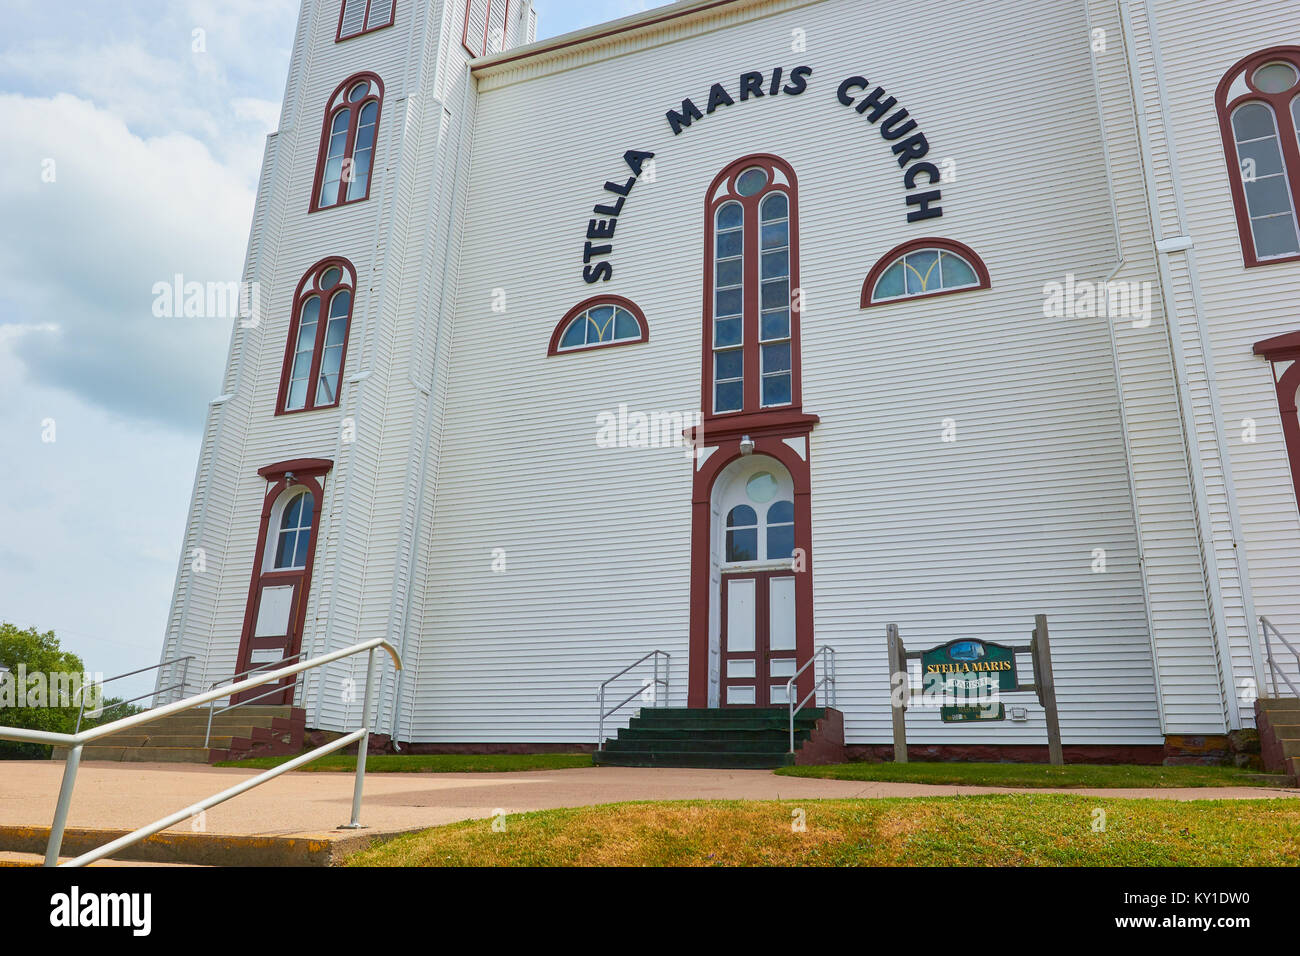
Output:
top-left (129, 717), bottom-right (282, 734)
top-left (627, 716), bottom-right (822, 733)
top-left (1268, 723), bottom-right (1300, 740)
top-left (618, 726), bottom-right (811, 744)
top-left (1257, 697), bottom-right (1300, 714)
top-left (0, 851), bottom-right (204, 868)
top-left (605, 737), bottom-right (800, 754)
top-left (594, 749), bottom-right (795, 769)
top-left (56, 746), bottom-right (212, 763)
top-left (57, 735), bottom-right (236, 749)
top-left (649, 707), bottom-right (828, 720)
top-left (0, 825), bottom-right (359, 867)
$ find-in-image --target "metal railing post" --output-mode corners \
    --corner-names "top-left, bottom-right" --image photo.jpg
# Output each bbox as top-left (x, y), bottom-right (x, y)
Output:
top-left (178, 656), bottom-right (191, 703)
top-left (598, 685), bottom-right (605, 751)
top-left (833, 648), bottom-right (838, 707)
top-left (343, 648), bottom-right (378, 829)
top-left (205, 699), bottom-right (216, 750)
top-left (45, 744), bottom-right (83, 866)
top-left (665, 653), bottom-right (670, 709)
top-left (1266, 625), bottom-right (1278, 698)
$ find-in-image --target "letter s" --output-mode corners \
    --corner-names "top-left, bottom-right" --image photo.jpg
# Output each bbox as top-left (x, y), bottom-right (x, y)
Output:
top-left (584, 262), bottom-right (614, 284)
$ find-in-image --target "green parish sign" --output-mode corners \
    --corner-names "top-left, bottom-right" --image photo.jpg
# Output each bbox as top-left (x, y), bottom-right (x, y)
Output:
top-left (921, 639), bottom-right (1018, 694)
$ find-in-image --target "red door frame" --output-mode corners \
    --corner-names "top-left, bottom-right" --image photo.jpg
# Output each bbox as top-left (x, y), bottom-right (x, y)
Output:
top-left (720, 569), bottom-right (800, 707)
top-left (1253, 333), bottom-right (1300, 513)
top-left (1276, 361), bottom-right (1300, 510)
top-left (689, 427), bottom-right (818, 708)
top-left (233, 458), bottom-right (333, 705)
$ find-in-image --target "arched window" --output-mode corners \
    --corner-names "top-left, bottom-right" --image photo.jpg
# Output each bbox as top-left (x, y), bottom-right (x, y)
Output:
top-left (725, 505), bottom-right (758, 562)
top-left (312, 73), bottom-right (383, 212)
top-left (723, 469), bottom-right (795, 564)
top-left (766, 501), bottom-right (795, 561)
top-left (272, 491), bottom-right (315, 570)
top-left (1217, 48), bottom-right (1300, 266)
top-left (278, 258), bottom-right (357, 414)
top-left (337, 0), bottom-right (395, 41)
top-left (861, 238), bottom-right (990, 307)
top-left (704, 155), bottom-right (801, 416)
top-left (547, 295), bottom-right (648, 355)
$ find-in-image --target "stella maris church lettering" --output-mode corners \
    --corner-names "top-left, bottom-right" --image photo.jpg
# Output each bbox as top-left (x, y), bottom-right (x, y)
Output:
top-left (582, 64), bottom-right (944, 283)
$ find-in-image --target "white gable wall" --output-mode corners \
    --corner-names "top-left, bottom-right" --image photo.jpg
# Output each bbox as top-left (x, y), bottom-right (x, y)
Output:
top-left (414, 0), bottom-right (1172, 745)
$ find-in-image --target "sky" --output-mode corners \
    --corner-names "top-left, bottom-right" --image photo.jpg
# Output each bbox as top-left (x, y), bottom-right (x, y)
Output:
top-left (0, 0), bottom-right (670, 703)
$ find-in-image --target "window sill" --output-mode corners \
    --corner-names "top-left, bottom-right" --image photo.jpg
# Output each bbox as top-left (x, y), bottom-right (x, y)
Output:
top-left (274, 402), bottom-right (342, 418)
top-left (1244, 253), bottom-right (1300, 268)
top-left (721, 560), bottom-right (796, 574)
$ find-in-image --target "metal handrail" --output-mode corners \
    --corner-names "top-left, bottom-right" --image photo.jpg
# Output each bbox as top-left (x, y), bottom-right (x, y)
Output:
top-left (787, 646), bottom-right (836, 753)
top-left (1260, 616), bottom-right (1300, 698)
top-left (0, 637), bottom-right (401, 867)
top-left (203, 653), bottom-right (305, 747)
top-left (72, 655), bottom-right (194, 734)
top-left (597, 650), bottom-right (670, 750)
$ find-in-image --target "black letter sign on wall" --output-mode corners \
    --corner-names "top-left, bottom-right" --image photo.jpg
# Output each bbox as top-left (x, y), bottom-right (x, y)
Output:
top-left (582, 150), bottom-right (655, 284)
top-left (580, 67), bottom-right (949, 282)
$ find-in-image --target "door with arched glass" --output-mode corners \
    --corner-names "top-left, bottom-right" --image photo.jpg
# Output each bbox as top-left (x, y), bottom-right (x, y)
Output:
top-left (713, 458), bottom-right (798, 707)
top-left (234, 461), bottom-right (330, 705)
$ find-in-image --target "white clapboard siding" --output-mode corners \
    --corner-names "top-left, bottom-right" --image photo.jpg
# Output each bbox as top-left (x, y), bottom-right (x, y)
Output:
top-left (410, 0), bottom-right (1173, 745)
top-left (160, 0), bottom-right (1278, 747)
top-left (1139, 0), bottom-right (1300, 701)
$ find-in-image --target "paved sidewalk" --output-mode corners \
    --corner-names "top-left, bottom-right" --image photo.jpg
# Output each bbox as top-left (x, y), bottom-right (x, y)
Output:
top-left (1, 761), bottom-right (1295, 843)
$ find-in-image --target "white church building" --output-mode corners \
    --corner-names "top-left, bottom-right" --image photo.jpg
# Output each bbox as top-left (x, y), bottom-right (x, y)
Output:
top-left (157, 0), bottom-right (1300, 763)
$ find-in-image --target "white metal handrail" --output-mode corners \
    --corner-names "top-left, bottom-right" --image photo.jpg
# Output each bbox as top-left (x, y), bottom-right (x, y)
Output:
top-left (787, 646), bottom-right (836, 753)
top-left (1260, 616), bottom-right (1300, 698)
top-left (203, 652), bottom-right (305, 747)
top-left (597, 650), bottom-right (669, 750)
top-left (72, 654), bottom-right (194, 734)
top-left (0, 637), bottom-right (401, 867)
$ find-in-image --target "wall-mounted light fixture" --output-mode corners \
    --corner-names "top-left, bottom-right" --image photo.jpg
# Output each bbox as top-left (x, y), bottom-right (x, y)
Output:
top-left (739, 435), bottom-right (755, 456)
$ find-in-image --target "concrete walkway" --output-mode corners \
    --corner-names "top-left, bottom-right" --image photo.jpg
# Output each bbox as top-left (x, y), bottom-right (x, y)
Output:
top-left (2, 761), bottom-right (1296, 844)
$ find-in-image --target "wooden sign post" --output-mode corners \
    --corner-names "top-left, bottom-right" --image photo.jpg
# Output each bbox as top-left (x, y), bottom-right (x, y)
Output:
top-left (886, 614), bottom-right (1063, 766)
top-left (886, 623), bottom-right (908, 764)
top-left (1032, 614), bottom-right (1064, 766)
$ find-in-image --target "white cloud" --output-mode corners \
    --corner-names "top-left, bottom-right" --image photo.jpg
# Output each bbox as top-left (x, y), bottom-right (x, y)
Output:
top-left (0, 92), bottom-right (254, 429)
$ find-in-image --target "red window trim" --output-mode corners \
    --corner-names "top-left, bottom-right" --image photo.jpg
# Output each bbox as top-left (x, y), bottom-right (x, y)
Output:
top-left (1215, 46), bottom-right (1300, 269)
top-left (1253, 334), bottom-right (1300, 511)
top-left (258, 459), bottom-right (335, 481)
top-left (275, 257), bottom-right (358, 416)
top-left (309, 72), bottom-right (385, 214)
top-left (234, 461), bottom-right (333, 703)
top-left (701, 153), bottom-right (803, 425)
top-left (462, 0), bottom-right (511, 57)
top-left (335, 0), bottom-right (397, 42)
top-left (860, 237), bottom-right (991, 308)
top-left (547, 295), bottom-right (648, 356)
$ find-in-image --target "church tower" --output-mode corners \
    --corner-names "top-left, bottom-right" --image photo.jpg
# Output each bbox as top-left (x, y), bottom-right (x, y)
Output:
top-left (157, 1), bottom-right (535, 734)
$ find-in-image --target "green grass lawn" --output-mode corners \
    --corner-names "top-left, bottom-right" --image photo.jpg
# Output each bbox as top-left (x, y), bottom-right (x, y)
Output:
top-left (346, 795), bottom-right (1300, 867)
top-left (214, 753), bottom-right (593, 773)
top-left (775, 761), bottom-right (1285, 789)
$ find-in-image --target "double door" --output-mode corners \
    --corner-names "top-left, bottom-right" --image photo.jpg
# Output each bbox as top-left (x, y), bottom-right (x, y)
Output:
top-left (720, 570), bottom-right (798, 707)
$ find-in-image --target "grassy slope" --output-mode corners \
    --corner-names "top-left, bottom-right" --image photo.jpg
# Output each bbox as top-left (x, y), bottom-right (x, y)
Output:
top-left (347, 796), bottom-right (1300, 867)
top-left (213, 753), bottom-right (593, 772)
top-left (775, 761), bottom-right (1283, 788)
